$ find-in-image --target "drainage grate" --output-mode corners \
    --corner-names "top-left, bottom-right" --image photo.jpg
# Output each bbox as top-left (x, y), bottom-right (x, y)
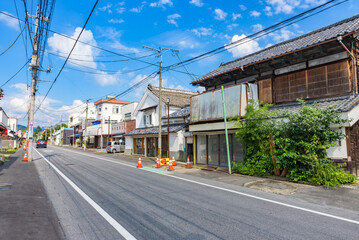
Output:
top-left (64, 163), bottom-right (75, 166)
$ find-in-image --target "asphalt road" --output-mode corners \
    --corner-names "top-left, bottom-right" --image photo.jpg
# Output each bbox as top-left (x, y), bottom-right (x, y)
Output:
top-left (33, 146), bottom-right (359, 240)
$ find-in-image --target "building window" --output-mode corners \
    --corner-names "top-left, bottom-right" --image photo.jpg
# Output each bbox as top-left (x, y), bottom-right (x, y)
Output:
top-left (98, 107), bottom-right (102, 112)
top-left (124, 113), bottom-right (131, 120)
top-left (112, 107), bottom-right (119, 114)
top-left (143, 115), bottom-right (146, 125)
top-left (208, 135), bottom-right (218, 166)
top-left (134, 138), bottom-right (144, 155)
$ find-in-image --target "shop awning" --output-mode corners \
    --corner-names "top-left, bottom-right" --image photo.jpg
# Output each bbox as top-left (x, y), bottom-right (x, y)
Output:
top-left (113, 134), bottom-right (123, 138)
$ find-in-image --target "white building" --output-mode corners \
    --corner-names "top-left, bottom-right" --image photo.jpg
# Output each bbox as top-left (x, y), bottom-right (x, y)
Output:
top-left (125, 84), bottom-right (197, 160)
top-left (84, 97), bottom-right (138, 148)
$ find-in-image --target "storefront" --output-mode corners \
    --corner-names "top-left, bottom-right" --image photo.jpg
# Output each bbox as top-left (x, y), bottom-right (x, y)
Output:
top-left (195, 132), bottom-right (243, 166)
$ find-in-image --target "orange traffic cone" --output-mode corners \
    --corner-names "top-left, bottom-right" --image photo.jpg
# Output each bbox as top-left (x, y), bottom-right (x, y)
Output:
top-left (137, 156), bottom-right (143, 168)
top-left (172, 155), bottom-right (176, 166)
top-left (23, 152), bottom-right (28, 161)
top-left (155, 156), bottom-right (161, 168)
top-left (186, 156), bottom-right (192, 168)
top-left (168, 159), bottom-right (174, 171)
top-left (23, 145), bottom-right (26, 151)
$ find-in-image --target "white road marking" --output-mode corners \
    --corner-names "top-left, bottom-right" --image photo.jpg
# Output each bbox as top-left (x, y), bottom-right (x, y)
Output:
top-left (52, 146), bottom-right (359, 225)
top-left (33, 147), bottom-right (137, 240)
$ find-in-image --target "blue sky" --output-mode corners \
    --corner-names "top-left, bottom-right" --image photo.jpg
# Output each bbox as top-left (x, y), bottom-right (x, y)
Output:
top-left (0, 0), bottom-right (358, 126)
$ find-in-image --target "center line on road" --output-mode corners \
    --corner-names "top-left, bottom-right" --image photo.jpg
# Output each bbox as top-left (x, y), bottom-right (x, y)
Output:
top-left (33, 147), bottom-right (137, 240)
top-left (52, 146), bottom-right (359, 225)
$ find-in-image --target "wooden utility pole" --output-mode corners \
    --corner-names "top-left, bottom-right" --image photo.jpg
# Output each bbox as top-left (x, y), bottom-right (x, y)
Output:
top-left (142, 45), bottom-right (178, 157)
top-left (84, 100), bottom-right (89, 151)
top-left (27, 6), bottom-right (49, 161)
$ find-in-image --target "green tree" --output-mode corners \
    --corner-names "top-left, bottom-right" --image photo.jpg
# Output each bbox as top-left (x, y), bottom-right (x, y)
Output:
top-left (233, 100), bottom-right (356, 187)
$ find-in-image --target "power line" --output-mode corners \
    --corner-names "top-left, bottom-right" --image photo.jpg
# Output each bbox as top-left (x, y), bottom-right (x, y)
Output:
top-left (0, 58), bottom-right (31, 88)
top-left (166, 0), bottom-right (347, 70)
top-left (35, 0), bottom-right (99, 114)
top-left (0, 22), bottom-right (27, 57)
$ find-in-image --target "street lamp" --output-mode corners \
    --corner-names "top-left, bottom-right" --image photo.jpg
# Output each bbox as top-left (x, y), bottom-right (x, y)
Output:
top-left (167, 98), bottom-right (170, 158)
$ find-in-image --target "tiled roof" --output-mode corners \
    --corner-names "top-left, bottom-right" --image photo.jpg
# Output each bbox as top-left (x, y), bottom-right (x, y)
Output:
top-left (269, 94), bottom-right (359, 114)
top-left (162, 106), bottom-right (190, 119)
top-left (192, 14), bottom-right (359, 85)
top-left (148, 84), bottom-right (197, 108)
top-left (94, 99), bottom-right (130, 105)
top-left (125, 124), bottom-right (186, 136)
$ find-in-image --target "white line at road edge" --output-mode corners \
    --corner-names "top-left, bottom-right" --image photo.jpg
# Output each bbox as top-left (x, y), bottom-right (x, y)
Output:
top-left (33, 147), bottom-right (137, 240)
top-left (55, 146), bottom-right (359, 225)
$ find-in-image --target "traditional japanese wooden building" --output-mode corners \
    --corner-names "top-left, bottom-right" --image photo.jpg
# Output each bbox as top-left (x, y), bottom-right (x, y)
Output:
top-left (190, 15), bottom-right (359, 174)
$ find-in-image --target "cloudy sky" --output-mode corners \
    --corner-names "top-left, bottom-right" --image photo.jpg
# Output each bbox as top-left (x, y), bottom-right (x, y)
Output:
top-left (0, 0), bottom-right (358, 126)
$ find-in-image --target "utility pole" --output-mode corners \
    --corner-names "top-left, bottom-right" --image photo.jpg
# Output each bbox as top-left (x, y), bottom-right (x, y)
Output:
top-left (84, 100), bottom-right (89, 151)
top-left (142, 46), bottom-right (178, 157)
top-left (27, 6), bottom-right (49, 161)
top-left (108, 116), bottom-right (111, 142)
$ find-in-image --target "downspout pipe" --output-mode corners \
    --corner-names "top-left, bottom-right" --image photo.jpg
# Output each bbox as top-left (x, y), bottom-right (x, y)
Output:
top-left (337, 35), bottom-right (358, 94)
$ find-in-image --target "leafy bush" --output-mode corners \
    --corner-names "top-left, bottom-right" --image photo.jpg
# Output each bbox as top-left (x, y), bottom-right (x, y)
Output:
top-left (233, 100), bottom-right (357, 187)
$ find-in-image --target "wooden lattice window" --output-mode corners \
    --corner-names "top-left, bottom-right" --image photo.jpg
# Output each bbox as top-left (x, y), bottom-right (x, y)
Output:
top-left (307, 66), bottom-right (327, 98)
top-left (258, 78), bottom-right (272, 104)
top-left (289, 71), bottom-right (307, 100)
top-left (327, 61), bottom-right (350, 94)
top-left (274, 75), bottom-right (290, 103)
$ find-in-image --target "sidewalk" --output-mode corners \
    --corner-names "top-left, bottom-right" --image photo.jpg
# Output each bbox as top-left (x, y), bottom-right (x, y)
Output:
top-left (0, 149), bottom-right (64, 240)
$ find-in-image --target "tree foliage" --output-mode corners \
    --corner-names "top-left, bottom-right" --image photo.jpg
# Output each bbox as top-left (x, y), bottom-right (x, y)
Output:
top-left (233, 100), bottom-right (357, 187)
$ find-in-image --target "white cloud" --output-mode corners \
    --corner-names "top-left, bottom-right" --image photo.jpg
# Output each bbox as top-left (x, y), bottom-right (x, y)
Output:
top-left (269, 28), bottom-right (295, 42)
top-left (265, 0), bottom-right (300, 14)
top-left (117, 1), bottom-right (126, 6)
top-left (264, 6), bottom-right (273, 16)
top-left (150, 0), bottom-right (173, 8)
top-left (189, 0), bottom-right (204, 7)
top-left (214, 9), bottom-right (227, 20)
top-left (167, 13), bottom-right (181, 27)
top-left (99, 3), bottom-right (112, 13)
top-left (98, 27), bottom-right (139, 54)
top-left (0, 83), bottom-right (70, 126)
top-left (252, 23), bottom-right (264, 32)
top-left (239, 5), bottom-right (247, 11)
top-left (116, 7), bottom-right (126, 13)
top-left (227, 24), bottom-right (238, 31)
top-left (130, 6), bottom-right (144, 13)
top-left (232, 13), bottom-right (242, 21)
top-left (225, 34), bottom-right (261, 58)
top-left (94, 70), bottom-right (122, 86)
top-left (0, 12), bottom-right (19, 30)
top-left (48, 27), bottom-right (98, 69)
top-left (250, 10), bottom-right (261, 17)
top-left (192, 27), bottom-right (212, 37)
top-left (108, 19), bottom-right (124, 24)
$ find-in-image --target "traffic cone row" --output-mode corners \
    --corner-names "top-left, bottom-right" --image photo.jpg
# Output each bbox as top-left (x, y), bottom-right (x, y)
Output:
top-left (22, 152), bottom-right (28, 161)
top-left (155, 156), bottom-right (161, 168)
top-left (137, 156), bottom-right (143, 168)
top-left (186, 156), bottom-right (192, 168)
top-left (168, 158), bottom-right (174, 171)
top-left (172, 155), bottom-right (176, 166)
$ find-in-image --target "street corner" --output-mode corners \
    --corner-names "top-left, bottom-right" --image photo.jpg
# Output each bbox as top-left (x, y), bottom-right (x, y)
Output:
top-left (244, 179), bottom-right (313, 195)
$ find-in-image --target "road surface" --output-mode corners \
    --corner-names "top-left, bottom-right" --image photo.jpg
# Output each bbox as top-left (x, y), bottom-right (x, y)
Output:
top-left (33, 146), bottom-right (359, 240)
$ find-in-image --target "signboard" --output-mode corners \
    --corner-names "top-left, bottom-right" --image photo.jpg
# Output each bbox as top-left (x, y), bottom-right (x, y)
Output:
top-left (190, 84), bottom-right (249, 123)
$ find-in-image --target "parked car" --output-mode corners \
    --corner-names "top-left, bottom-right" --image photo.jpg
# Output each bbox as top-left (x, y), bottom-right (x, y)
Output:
top-left (106, 141), bottom-right (124, 153)
top-left (36, 139), bottom-right (47, 148)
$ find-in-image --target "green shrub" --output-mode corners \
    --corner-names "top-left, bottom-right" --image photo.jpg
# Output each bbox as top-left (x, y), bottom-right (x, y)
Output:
top-left (233, 100), bottom-right (357, 187)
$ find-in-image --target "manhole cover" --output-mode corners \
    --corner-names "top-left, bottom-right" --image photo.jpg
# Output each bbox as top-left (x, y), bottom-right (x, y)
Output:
top-left (0, 183), bottom-right (12, 190)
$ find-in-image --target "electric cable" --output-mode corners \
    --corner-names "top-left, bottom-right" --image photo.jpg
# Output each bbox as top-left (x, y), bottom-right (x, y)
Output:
top-left (0, 58), bottom-right (31, 88)
top-left (35, 0), bottom-right (99, 114)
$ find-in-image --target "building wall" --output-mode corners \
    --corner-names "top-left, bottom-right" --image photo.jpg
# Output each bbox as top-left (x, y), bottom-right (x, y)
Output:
top-left (8, 118), bottom-right (17, 132)
top-left (121, 102), bottom-right (138, 120)
top-left (125, 135), bottom-right (133, 155)
top-left (0, 110), bottom-right (8, 127)
top-left (125, 120), bottom-right (136, 133)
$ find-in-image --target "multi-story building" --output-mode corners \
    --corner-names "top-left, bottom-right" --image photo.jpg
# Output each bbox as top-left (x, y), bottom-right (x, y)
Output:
top-left (85, 97), bottom-right (138, 148)
top-left (125, 84), bottom-right (197, 160)
top-left (189, 15), bottom-right (359, 173)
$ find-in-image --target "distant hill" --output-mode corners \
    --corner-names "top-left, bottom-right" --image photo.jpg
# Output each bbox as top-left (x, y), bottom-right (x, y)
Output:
top-left (17, 124), bottom-right (27, 130)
